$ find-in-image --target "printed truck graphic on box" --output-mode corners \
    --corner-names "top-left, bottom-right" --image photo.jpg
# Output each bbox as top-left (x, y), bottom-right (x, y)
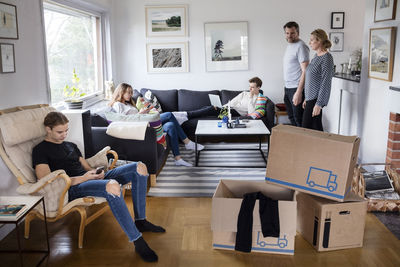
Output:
top-left (306, 167), bottom-right (338, 192)
top-left (256, 231), bottom-right (288, 248)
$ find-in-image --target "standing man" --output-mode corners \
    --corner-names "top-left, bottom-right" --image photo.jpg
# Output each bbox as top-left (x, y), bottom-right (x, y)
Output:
top-left (283, 21), bottom-right (310, 126)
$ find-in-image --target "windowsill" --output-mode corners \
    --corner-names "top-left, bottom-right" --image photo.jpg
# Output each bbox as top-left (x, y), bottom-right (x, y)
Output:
top-left (53, 93), bottom-right (106, 111)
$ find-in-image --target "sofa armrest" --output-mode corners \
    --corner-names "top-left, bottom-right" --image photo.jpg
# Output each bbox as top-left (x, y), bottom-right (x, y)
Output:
top-left (91, 126), bottom-right (161, 174)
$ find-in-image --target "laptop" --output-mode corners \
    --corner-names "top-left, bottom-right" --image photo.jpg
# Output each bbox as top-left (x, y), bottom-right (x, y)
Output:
top-left (208, 94), bottom-right (222, 108)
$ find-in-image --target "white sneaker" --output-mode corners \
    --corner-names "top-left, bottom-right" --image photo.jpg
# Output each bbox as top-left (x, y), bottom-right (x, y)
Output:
top-left (185, 141), bottom-right (204, 151)
top-left (175, 159), bottom-right (193, 167)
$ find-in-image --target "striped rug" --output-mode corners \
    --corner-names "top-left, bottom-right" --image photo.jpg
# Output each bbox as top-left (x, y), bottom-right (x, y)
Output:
top-left (148, 143), bottom-right (267, 197)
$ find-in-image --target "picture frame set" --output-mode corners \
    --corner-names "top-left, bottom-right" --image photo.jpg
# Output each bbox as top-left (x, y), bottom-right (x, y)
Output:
top-left (145, 5), bottom-right (189, 73)
top-left (0, 2), bottom-right (18, 74)
top-left (368, 27), bottom-right (396, 81)
top-left (330, 12), bottom-right (345, 53)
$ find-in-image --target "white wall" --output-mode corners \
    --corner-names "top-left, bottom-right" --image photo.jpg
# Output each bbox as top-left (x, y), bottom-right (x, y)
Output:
top-left (358, 2), bottom-right (400, 165)
top-left (0, 0), bottom-right (49, 196)
top-left (110, 0), bottom-right (365, 104)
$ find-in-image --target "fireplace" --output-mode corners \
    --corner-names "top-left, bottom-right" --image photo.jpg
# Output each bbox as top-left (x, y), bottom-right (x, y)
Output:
top-left (386, 112), bottom-right (400, 174)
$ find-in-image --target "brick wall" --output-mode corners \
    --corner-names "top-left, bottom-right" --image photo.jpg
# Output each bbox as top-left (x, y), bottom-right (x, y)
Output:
top-left (386, 112), bottom-right (400, 174)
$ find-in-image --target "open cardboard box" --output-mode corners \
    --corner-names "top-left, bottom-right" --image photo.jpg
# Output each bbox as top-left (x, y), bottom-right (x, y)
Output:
top-left (296, 192), bottom-right (367, 252)
top-left (266, 125), bottom-right (360, 202)
top-left (211, 180), bottom-right (297, 255)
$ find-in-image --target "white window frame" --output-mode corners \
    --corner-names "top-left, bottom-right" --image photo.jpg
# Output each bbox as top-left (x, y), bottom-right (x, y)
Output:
top-left (40, 0), bottom-right (112, 108)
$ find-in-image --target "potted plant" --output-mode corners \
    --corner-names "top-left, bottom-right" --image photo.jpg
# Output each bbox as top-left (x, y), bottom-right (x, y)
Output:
top-left (63, 69), bottom-right (86, 109)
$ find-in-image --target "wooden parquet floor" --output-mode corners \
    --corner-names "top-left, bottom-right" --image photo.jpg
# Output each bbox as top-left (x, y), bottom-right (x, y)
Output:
top-left (1, 197), bottom-right (400, 267)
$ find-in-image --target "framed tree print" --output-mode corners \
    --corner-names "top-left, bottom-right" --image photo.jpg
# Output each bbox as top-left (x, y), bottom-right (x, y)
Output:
top-left (368, 27), bottom-right (396, 81)
top-left (374, 0), bottom-right (397, 22)
top-left (204, 21), bottom-right (248, 72)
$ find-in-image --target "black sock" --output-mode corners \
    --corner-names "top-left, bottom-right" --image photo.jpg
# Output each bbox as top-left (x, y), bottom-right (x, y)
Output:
top-left (134, 236), bottom-right (158, 262)
top-left (135, 219), bottom-right (166, 233)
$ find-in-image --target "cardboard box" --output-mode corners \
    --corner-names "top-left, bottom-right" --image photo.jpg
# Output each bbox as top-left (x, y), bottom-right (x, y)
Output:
top-left (211, 180), bottom-right (297, 255)
top-left (265, 125), bottom-right (360, 202)
top-left (296, 192), bottom-right (367, 251)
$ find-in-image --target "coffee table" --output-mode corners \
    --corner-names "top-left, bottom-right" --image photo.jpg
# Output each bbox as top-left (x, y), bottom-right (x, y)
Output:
top-left (195, 120), bottom-right (270, 167)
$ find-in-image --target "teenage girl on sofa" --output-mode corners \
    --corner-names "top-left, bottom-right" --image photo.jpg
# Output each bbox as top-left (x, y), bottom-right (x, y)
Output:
top-left (109, 83), bottom-right (204, 167)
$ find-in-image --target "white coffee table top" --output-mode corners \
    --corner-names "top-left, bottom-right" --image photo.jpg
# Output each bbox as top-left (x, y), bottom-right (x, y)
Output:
top-left (195, 120), bottom-right (270, 136)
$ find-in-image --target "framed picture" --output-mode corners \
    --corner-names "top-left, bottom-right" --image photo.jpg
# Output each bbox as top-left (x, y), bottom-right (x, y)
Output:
top-left (145, 5), bottom-right (187, 37)
top-left (331, 12), bottom-right (345, 29)
top-left (146, 42), bottom-right (189, 73)
top-left (374, 0), bottom-right (397, 22)
top-left (368, 27), bottom-right (396, 81)
top-left (0, 43), bottom-right (15, 73)
top-left (329, 32), bottom-right (344, 52)
top-left (0, 2), bottom-right (18, 39)
top-left (204, 21), bottom-right (248, 72)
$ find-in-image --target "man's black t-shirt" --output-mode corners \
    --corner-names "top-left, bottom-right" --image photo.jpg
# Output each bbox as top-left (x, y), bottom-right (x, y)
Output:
top-left (32, 140), bottom-right (86, 177)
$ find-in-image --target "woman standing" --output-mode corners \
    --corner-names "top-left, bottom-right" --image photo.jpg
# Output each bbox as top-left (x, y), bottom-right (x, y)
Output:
top-left (302, 29), bottom-right (334, 131)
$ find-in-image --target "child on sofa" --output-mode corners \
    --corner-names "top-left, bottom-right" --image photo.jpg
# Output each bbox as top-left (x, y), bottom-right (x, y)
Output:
top-left (109, 83), bottom-right (204, 167)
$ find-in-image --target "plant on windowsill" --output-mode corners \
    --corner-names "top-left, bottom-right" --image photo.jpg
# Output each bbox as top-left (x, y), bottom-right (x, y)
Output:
top-left (63, 69), bottom-right (86, 109)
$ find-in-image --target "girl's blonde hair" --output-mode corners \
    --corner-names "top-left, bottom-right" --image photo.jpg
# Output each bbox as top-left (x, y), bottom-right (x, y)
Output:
top-left (109, 83), bottom-right (135, 107)
top-left (311, 29), bottom-right (332, 50)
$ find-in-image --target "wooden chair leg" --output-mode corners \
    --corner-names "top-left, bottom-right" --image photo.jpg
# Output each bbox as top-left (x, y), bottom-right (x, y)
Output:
top-left (76, 207), bottom-right (87, 248)
top-left (150, 174), bottom-right (157, 187)
top-left (24, 212), bottom-right (36, 239)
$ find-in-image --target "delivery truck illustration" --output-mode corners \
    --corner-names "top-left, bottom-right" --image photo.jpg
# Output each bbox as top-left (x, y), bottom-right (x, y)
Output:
top-left (256, 232), bottom-right (288, 248)
top-left (306, 167), bottom-right (338, 192)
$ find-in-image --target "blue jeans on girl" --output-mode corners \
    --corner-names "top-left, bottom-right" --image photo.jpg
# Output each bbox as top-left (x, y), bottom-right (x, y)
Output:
top-left (68, 162), bottom-right (147, 242)
top-left (160, 112), bottom-right (188, 156)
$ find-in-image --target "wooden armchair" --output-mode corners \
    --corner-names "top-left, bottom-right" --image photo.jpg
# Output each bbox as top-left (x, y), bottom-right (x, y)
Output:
top-left (0, 105), bottom-right (118, 248)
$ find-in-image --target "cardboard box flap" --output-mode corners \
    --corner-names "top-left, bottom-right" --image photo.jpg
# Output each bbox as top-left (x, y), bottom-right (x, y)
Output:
top-left (214, 180), bottom-right (294, 200)
top-left (272, 124), bottom-right (359, 144)
top-left (311, 191), bottom-right (366, 206)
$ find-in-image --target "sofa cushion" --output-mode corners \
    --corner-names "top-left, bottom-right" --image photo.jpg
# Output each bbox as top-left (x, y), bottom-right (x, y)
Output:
top-left (132, 89), bottom-right (142, 103)
top-left (140, 88), bottom-right (178, 112)
top-left (178, 89), bottom-right (220, 111)
top-left (220, 90), bottom-right (242, 105)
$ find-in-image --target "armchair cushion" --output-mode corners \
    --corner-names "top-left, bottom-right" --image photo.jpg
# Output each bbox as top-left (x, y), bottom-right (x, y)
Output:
top-left (85, 146), bottom-right (110, 169)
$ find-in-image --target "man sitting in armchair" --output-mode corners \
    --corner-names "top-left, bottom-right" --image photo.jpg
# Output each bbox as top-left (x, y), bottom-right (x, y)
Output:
top-left (32, 111), bottom-right (165, 262)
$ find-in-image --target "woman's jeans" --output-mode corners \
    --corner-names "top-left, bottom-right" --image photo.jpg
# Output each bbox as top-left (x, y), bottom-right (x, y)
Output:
top-left (68, 162), bottom-right (147, 242)
top-left (160, 112), bottom-right (188, 156)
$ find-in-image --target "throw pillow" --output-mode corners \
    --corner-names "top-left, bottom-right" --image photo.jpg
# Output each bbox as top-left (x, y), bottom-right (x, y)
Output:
top-left (136, 90), bottom-right (162, 113)
top-left (106, 121), bottom-right (148, 140)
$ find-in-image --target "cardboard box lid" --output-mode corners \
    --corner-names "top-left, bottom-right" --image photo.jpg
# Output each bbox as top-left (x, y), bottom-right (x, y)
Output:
top-left (211, 180), bottom-right (296, 236)
top-left (300, 191), bottom-right (367, 207)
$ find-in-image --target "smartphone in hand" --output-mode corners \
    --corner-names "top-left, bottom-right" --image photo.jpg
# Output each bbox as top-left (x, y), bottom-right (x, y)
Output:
top-left (95, 167), bottom-right (104, 174)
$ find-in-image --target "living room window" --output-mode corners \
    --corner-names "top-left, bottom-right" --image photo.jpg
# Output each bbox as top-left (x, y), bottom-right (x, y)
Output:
top-left (43, 0), bottom-right (105, 105)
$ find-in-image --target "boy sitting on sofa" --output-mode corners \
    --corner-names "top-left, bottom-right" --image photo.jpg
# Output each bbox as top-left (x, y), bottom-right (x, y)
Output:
top-left (177, 76), bottom-right (267, 121)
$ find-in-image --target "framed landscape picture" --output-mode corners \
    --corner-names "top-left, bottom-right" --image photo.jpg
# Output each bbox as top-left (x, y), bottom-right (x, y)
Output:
top-left (204, 21), bottom-right (248, 72)
top-left (146, 42), bottom-right (189, 73)
top-left (145, 5), bottom-right (187, 37)
top-left (0, 2), bottom-right (19, 39)
top-left (374, 0), bottom-right (397, 22)
top-left (329, 32), bottom-right (344, 52)
top-left (368, 27), bottom-right (396, 81)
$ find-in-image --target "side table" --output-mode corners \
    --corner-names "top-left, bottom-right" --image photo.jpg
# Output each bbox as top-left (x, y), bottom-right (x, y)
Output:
top-left (0, 196), bottom-right (49, 266)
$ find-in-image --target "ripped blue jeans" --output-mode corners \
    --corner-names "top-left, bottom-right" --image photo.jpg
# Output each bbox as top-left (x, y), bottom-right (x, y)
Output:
top-left (68, 162), bottom-right (147, 241)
